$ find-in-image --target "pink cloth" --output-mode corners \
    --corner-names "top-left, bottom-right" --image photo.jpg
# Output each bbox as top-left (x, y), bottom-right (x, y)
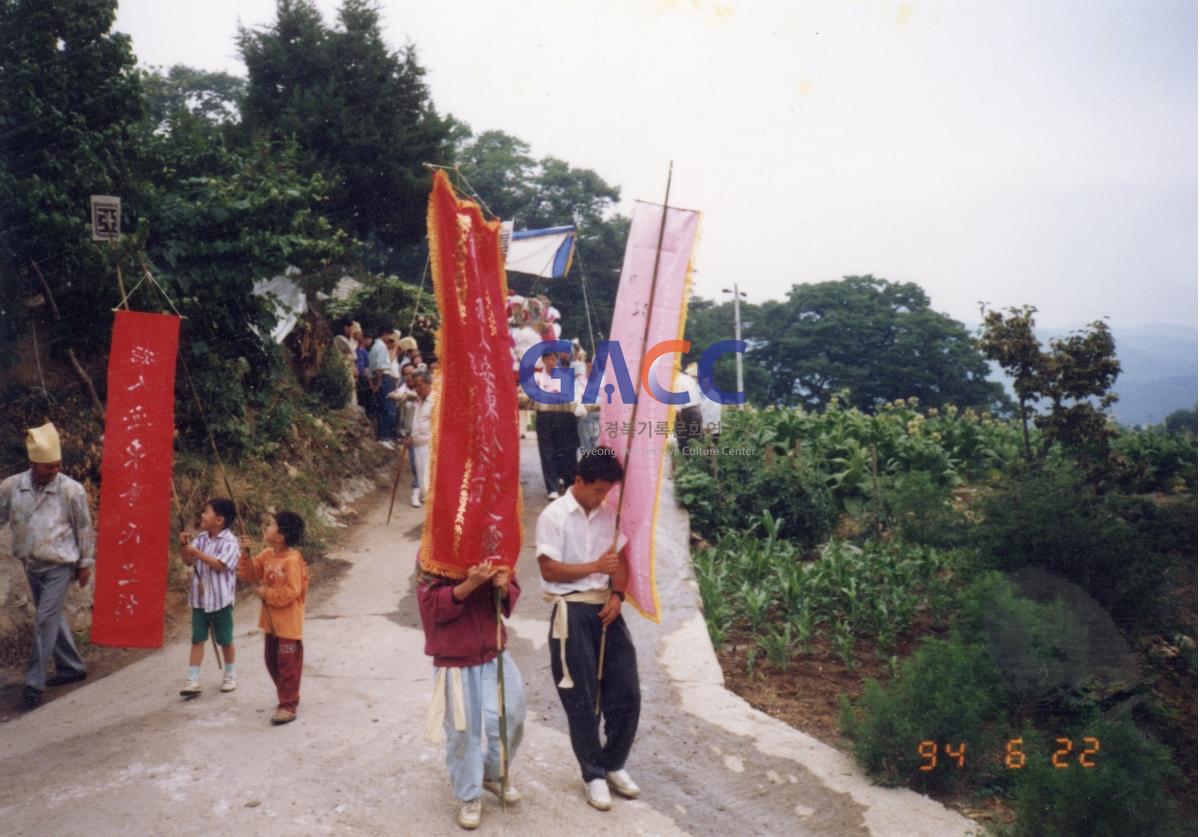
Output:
top-left (598, 200), bottom-right (700, 622)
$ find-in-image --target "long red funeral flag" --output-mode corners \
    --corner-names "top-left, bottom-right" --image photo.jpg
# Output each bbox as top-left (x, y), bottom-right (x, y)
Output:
top-left (91, 310), bottom-right (181, 647)
top-left (419, 170), bottom-right (522, 578)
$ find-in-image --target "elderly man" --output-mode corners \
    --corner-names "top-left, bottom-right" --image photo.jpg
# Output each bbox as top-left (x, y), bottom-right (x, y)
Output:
top-left (404, 369), bottom-right (436, 507)
top-left (0, 422), bottom-right (94, 708)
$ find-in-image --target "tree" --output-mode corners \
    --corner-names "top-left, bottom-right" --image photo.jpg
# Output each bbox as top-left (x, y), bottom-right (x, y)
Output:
top-left (238, 0), bottom-right (453, 252)
top-left (978, 306), bottom-right (1121, 474)
top-left (752, 276), bottom-right (1005, 412)
top-left (0, 0), bottom-right (146, 362)
top-left (683, 296), bottom-right (770, 404)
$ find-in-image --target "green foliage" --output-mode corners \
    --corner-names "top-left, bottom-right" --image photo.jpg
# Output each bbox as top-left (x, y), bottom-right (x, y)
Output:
top-left (324, 273), bottom-right (438, 349)
top-left (881, 470), bottom-right (967, 547)
top-left (751, 276), bottom-right (1006, 411)
top-left (971, 456), bottom-right (1171, 628)
top-left (311, 344), bottom-right (352, 409)
top-left (978, 306), bottom-right (1122, 476)
top-left (838, 637), bottom-right (1001, 792)
top-left (1162, 406), bottom-right (1197, 437)
top-left (0, 0), bottom-right (146, 354)
top-left (958, 574), bottom-right (1092, 710)
top-left (1009, 719), bottom-right (1183, 837)
top-left (238, 0), bottom-right (453, 252)
top-left (1112, 426), bottom-right (1198, 494)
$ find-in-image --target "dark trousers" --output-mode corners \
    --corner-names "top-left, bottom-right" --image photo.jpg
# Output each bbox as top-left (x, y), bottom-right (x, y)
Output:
top-left (265, 634), bottom-right (303, 711)
top-left (376, 376), bottom-right (398, 440)
top-left (25, 564), bottom-right (86, 690)
top-left (675, 405), bottom-right (703, 449)
top-left (548, 604), bottom-right (640, 781)
top-left (536, 411), bottom-right (579, 493)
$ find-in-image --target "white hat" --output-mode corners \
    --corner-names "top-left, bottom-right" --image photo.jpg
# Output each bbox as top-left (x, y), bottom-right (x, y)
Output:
top-left (26, 422), bottom-right (62, 463)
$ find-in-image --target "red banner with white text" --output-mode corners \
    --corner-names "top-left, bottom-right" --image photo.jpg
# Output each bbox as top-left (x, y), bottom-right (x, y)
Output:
top-left (418, 170), bottom-right (522, 579)
top-left (91, 310), bottom-right (180, 647)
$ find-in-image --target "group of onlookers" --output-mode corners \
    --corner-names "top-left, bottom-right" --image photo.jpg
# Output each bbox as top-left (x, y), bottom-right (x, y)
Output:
top-left (333, 319), bottom-right (437, 507)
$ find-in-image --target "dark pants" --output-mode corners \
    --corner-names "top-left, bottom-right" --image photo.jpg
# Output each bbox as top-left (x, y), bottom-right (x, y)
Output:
top-left (376, 376), bottom-right (398, 440)
top-left (536, 411), bottom-right (579, 494)
top-left (265, 634), bottom-right (303, 711)
top-left (674, 405), bottom-right (703, 449)
top-left (25, 564), bottom-right (86, 690)
top-left (548, 604), bottom-right (640, 782)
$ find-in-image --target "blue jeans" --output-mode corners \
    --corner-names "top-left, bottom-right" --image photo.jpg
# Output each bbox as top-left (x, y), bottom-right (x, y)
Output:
top-left (376, 376), bottom-right (398, 440)
top-left (443, 652), bottom-right (526, 802)
top-left (25, 563), bottom-right (86, 690)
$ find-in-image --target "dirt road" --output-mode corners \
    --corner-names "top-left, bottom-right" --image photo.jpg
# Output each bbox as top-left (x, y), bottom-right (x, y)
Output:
top-left (0, 441), bottom-right (974, 836)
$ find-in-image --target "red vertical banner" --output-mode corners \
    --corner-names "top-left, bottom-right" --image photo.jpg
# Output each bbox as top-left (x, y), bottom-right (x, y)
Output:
top-left (419, 170), bottom-right (522, 579)
top-left (91, 310), bottom-right (181, 647)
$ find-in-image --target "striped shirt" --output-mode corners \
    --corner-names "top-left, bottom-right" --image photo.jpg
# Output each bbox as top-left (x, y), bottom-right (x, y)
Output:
top-left (0, 471), bottom-right (95, 569)
top-left (188, 529), bottom-right (240, 612)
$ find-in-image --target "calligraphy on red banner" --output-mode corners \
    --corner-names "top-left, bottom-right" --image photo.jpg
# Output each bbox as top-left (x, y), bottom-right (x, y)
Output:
top-left (92, 311), bottom-right (180, 648)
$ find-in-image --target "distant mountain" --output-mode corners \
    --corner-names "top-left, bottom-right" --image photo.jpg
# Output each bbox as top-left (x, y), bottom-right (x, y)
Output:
top-left (1034, 323), bottom-right (1197, 427)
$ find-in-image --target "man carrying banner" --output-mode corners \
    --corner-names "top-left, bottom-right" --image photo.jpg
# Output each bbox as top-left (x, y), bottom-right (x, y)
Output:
top-left (536, 447), bottom-right (641, 811)
top-left (0, 423), bottom-right (94, 709)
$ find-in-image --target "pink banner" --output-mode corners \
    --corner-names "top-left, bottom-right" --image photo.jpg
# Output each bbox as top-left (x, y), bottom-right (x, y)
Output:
top-left (599, 200), bottom-right (700, 622)
top-left (92, 311), bottom-right (180, 647)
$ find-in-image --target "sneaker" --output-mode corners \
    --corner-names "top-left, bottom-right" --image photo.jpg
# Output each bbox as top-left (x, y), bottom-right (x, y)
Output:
top-left (456, 798), bottom-right (482, 830)
top-left (220, 673), bottom-right (237, 692)
top-left (380, 440), bottom-right (396, 450)
top-left (606, 769), bottom-right (641, 799)
top-left (411, 488), bottom-right (422, 507)
top-left (22, 685), bottom-right (42, 709)
top-left (584, 778), bottom-right (611, 811)
top-left (270, 708), bottom-right (297, 725)
top-left (548, 491), bottom-right (560, 500)
top-left (482, 779), bottom-right (522, 803)
top-left (179, 679), bottom-right (202, 697)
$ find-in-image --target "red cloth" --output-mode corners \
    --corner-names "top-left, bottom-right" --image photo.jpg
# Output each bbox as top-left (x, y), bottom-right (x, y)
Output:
top-left (92, 311), bottom-right (181, 647)
top-left (420, 170), bottom-right (522, 579)
top-left (416, 561), bottom-right (521, 668)
top-left (265, 634), bottom-right (303, 711)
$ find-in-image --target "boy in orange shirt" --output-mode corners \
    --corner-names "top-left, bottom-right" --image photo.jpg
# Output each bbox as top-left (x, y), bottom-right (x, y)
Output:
top-left (238, 511), bottom-right (308, 725)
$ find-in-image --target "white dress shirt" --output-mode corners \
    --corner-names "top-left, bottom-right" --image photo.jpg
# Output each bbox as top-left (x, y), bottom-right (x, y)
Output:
top-left (536, 488), bottom-right (628, 595)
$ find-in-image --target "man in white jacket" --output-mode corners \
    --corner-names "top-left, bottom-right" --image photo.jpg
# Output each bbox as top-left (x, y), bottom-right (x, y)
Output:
top-left (405, 370), bottom-right (436, 507)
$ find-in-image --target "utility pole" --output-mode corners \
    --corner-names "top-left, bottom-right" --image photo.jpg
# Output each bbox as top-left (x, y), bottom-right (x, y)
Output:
top-left (722, 284), bottom-right (747, 408)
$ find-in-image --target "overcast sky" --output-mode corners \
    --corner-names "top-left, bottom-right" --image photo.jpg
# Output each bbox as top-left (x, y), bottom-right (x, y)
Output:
top-left (114, 0), bottom-right (1197, 334)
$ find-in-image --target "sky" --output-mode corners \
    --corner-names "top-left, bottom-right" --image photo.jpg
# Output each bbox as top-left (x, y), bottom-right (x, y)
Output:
top-left (113, 0), bottom-right (1198, 334)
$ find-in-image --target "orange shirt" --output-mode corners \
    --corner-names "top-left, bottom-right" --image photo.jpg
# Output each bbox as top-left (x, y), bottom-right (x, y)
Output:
top-left (238, 548), bottom-right (308, 640)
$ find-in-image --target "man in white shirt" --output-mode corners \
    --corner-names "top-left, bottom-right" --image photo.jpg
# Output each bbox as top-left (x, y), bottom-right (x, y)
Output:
top-left (534, 352), bottom-right (581, 499)
top-left (535, 448), bottom-right (641, 811)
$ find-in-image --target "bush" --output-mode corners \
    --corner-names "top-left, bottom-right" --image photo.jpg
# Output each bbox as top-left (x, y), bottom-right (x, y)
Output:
top-left (972, 456), bottom-right (1170, 628)
top-left (881, 469), bottom-right (968, 547)
top-left (839, 636), bottom-right (1001, 793)
top-left (310, 346), bottom-right (352, 410)
top-left (1009, 718), bottom-right (1183, 836)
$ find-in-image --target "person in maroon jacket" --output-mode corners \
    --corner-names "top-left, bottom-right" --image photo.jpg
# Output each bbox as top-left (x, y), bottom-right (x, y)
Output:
top-left (417, 557), bottom-right (526, 831)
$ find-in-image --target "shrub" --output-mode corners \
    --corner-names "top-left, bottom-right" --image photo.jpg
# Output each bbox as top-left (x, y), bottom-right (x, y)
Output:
top-left (972, 456), bottom-right (1170, 628)
top-left (839, 636), bottom-right (1001, 793)
top-left (881, 469), bottom-right (968, 547)
top-left (1009, 718), bottom-right (1183, 836)
top-left (311, 346), bottom-right (352, 409)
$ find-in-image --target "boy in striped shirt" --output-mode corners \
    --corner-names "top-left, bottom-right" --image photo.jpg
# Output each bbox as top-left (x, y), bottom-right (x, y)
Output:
top-left (177, 498), bottom-right (240, 697)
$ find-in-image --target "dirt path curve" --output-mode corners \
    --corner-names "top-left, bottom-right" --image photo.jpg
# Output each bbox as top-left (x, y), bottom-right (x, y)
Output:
top-left (0, 440), bottom-right (974, 836)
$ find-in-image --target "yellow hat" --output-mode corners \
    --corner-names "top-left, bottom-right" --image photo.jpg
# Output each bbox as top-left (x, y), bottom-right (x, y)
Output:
top-left (26, 422), bottom-right (62, 463)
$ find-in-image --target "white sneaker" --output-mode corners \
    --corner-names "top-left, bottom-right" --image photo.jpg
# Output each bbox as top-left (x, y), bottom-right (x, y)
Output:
top-left (456, 797), bottom-right (482, 830)
top-left (584, 778), bottom-right (612, 811)
top-left (179, 679), bottom-right (202, 697)
top-left (548, 491), bottom-right (560, 500)
top-left (482, 779), bottom-right (522, 803)
top-left (220, 673), bottom-right (237, 692)
top-left (411, 488), bottom-right (422, 507)
top-left (380, 440), bottom-right (396, 450)
top-left (606, 768), bottom-right (640, 799)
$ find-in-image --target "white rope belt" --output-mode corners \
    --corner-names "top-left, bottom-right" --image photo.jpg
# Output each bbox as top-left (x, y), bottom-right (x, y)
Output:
top-left (543, 588), bottom-right (611, 689)
top-left (424, 666), bottom-right (468, 743)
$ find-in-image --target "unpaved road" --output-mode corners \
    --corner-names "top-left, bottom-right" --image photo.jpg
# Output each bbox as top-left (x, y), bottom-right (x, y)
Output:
top-left (0, 441), bottom-right (975, 836)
